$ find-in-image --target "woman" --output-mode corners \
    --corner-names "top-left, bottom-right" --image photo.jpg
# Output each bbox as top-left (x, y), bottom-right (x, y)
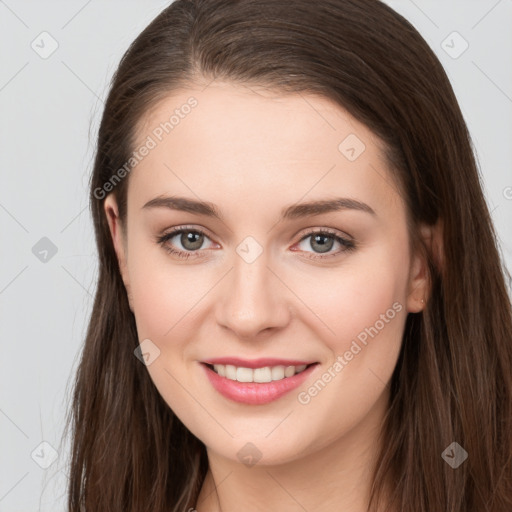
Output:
top-left (63, 0), bottom-right (512, 510)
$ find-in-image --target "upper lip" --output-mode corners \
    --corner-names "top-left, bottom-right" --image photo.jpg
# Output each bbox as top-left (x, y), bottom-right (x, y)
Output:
top-left (201, 357), bottom-right (317, 369)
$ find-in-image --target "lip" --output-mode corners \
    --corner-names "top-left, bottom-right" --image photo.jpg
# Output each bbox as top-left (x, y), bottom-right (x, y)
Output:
top-left (202, 357), bottom-right (316, 369)
top-left (200, 361), bottom-right (319, 405)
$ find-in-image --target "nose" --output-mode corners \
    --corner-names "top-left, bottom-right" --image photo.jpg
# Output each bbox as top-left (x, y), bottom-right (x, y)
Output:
top-left (215, 246), bottom-right (292, 340)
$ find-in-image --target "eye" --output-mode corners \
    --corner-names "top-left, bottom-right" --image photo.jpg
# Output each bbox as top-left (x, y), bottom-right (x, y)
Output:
top-left (156, 226), bottom-right (356, 260)
top-left (156, 226), bottom-right (216, 259)
top-left (292, 229), bottom-right (356, 259)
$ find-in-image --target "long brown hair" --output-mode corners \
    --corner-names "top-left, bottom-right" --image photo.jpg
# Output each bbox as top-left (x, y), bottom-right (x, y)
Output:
top-left (63, 0), bottom-right (512, 510)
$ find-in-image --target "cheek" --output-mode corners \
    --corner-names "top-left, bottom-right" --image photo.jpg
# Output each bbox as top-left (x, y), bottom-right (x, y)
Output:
top-left (286, 245), bottom-right (408, 425)
top-left (288, 245), bottom-right (409, 355)
top-left (126, 230), bottom-right (205, 340)
top-left (333, 271), bottom-right (404, 354)
top-left (129, 264), bottom-right (176, 340)
top-left (126, 247), bottom-right (205, 415)
top-left (292, 245), bottom-right (408, 417)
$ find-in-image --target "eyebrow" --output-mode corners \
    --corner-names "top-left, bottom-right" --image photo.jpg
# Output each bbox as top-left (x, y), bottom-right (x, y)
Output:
top-left (142, 195), bottom-right (376, 220)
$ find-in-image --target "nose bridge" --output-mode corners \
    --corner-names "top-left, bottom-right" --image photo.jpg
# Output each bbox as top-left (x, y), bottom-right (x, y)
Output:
top-left (215, 236), bottom-right (289, 337)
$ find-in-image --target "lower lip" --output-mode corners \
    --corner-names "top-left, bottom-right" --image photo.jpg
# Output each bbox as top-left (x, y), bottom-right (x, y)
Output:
top-left (201, 363), bottom-right (318, 405)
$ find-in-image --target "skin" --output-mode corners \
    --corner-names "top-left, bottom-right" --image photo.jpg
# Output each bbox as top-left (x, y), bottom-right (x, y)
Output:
top-left (104, 80), bottom-right (441, 512)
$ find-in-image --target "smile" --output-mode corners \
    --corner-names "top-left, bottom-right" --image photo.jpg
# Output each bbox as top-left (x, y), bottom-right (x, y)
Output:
top-left (209, 363), bottom-right (308, 382)
top-left (200, 360), bottom-right (319, 405)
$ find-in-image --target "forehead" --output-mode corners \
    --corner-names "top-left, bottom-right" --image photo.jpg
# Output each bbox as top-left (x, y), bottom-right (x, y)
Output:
top-left (128, 81), bottom-right (403, 219)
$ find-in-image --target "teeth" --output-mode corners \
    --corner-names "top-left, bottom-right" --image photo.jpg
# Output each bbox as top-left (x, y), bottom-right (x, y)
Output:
top-left (212, 363), bottom-right (308, 382)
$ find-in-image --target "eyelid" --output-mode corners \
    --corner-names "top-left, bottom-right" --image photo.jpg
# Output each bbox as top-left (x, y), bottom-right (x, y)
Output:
top-left (157, 224), bottom-right (215, 241)
top-left (157, 225), bottom-right (353, 243)
top-left (292, 227), bottom-right (356, 259)
top-left (156, 225), bottom-right (217, 252)
top-left (156, 225), bottom-right (356, 259)
top-left (296, 226), bottom-right (354, 243)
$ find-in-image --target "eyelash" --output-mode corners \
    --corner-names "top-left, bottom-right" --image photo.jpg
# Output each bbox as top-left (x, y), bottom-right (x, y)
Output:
top-left (155, 226), bottom-right (356, 260)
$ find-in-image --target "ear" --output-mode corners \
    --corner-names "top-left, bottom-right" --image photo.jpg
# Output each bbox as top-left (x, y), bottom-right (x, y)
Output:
top-left (104, 194), bottom-right (133, 311)
top-left (406, 219), bottom-right (443, 313)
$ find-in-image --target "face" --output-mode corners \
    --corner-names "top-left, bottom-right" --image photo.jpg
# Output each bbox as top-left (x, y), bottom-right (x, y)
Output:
top-left (104, 80), bottom-right (430, 466)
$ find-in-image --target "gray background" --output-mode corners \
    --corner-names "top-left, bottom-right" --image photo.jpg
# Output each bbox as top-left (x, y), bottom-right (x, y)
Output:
top-left (0, 1), bottom-right (511, 510)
